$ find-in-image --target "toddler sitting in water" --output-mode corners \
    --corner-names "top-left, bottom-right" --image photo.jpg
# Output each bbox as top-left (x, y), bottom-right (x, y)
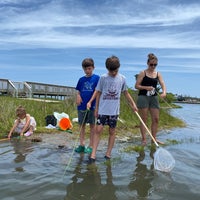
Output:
top-left (8, 105), bottom-right (36, 139)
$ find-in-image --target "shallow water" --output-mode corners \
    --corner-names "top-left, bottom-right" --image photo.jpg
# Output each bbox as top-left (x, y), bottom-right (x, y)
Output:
top-left (1, 103), bottom-right (200, 200)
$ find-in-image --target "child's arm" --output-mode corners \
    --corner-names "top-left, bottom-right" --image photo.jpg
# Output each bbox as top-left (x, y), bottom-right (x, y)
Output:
top-left (20, 114), bottom-right (31, 136)
top-left (94, 91), bottom-right (101, 117)
top-left (123, 91), bottom-right (138, 112)
top-left (8, 119), bottom-right (19, 139)
top-left (76, 91), bottom-right (82, 106)
top-left (87, 90), bottom-right (98, 109)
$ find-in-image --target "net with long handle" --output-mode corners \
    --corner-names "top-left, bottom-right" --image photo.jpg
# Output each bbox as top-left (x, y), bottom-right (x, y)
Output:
top-left (154, 147), bottom-right (175, 172)
top-left (135, 112), bottom-right (175, 172)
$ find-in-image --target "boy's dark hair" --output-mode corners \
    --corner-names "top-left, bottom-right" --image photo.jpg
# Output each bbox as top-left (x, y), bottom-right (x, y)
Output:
top-left (82, 58), bottom-right (94, 68)
top-left (105, 56), bottom-right (120, 71)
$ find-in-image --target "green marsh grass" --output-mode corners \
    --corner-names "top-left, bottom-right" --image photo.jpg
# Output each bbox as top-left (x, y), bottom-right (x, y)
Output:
top-left (0, 94), bottom-right (185, 139)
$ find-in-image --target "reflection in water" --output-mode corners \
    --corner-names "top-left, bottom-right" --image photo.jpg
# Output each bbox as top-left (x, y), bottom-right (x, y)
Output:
top-left (1, 104), bottom-right (200, 200)
top-left (11, 139), bottom-right (33, 172)
top-left (129, 149), bottom-right (155, 199)
top-left (65, 155), bottom-right (117, 200)
top-left (99, 163), bottom-right (117, 200)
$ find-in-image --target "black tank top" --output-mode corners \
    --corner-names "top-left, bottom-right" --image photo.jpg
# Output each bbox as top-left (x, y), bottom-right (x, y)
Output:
top-left (138, 71), bottom-right (158, 96)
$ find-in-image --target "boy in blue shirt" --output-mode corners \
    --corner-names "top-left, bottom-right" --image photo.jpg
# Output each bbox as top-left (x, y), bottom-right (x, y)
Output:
top-left (75, 58), bottom-right (100, 153)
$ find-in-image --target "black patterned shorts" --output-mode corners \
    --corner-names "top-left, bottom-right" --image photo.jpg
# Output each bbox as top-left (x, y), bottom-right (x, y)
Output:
top-left (96, 115), bottom-right (118, 128)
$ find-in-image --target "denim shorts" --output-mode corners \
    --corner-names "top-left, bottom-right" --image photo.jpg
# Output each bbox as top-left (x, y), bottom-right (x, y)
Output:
top-left (78, 110), bottom-right (95, 125)
top-left (96, 115), bottom-right (118, 128)
top-left (137, 95), bottom-right (160, 109)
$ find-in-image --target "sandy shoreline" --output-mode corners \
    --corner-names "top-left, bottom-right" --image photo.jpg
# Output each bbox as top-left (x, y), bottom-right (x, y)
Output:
top-left (25, 131), bottom-right (142, 151)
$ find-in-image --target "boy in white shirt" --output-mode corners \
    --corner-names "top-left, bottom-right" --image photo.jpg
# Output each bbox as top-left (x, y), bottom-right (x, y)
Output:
top-left (87, 56), bottom-right (138, 163)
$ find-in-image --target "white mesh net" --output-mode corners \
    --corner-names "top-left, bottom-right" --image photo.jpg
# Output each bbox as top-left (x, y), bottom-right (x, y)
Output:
top-left (154, 147), bottom-right (175, 172)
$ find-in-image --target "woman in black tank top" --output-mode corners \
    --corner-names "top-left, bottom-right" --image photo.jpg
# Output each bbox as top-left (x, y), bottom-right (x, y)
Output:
top-left (135, 53), bottom-right (166, 145)
top-left (138, 71), bottom-right (159, 96)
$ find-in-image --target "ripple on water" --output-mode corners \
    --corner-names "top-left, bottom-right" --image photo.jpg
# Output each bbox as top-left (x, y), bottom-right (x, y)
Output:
top-left (1, 104), bottom-right (200, 200)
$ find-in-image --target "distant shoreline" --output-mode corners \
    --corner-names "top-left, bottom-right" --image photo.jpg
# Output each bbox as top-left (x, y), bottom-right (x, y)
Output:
top-left (174, 101), bottom-right (200, 104)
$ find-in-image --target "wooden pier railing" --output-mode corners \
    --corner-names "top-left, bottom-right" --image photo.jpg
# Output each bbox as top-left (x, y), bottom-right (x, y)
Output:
top-left (0, 79), bottom-right (76, 100)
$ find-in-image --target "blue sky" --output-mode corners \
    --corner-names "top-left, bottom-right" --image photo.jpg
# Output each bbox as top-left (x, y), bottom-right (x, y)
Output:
top-left (0, 0), bottom-right (200, 97)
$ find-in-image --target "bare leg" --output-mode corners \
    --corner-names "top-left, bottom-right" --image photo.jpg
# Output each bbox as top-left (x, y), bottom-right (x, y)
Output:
top-left (24, 125), bottom-right (34, 137)
top-left (90, 124), bottom-right (104, 159)
top-left (89, 124), bottom-right (95, 148)
top-left (105, 127), bottom-right (116, 158)
top-left (149, 108), bottom-right (163, 144)
top-left (139, 108), bottom-right (148, 145)
top-left (28, 125), bottom-right (34, 133)
top-left (79, 124), bottom-right (86, 146)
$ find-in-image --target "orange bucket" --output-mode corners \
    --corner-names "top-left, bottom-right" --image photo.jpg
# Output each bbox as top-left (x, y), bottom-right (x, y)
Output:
top-left (59, 118), bottom-right (72, 130)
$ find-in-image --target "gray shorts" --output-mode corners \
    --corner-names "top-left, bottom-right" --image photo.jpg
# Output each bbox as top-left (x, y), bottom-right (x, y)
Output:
top-left (137, 95), bottom-right (160, 109)
top-left (96, 115), bottom-right (118, 128)
top-left (78, 110), bottom-right (95, 125)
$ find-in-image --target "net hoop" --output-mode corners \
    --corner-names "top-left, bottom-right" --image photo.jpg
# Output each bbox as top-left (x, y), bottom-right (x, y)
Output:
top-left (154, 147), bottom-right (175, 172)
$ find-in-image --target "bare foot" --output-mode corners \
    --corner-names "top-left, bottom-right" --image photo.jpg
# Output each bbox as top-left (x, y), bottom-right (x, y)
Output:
top-left (156, 140), bottom-right (165, 145)
top-left (152, 139), bottom-right (164, 145)
top-left (141, 140), bottom-right (147, 146)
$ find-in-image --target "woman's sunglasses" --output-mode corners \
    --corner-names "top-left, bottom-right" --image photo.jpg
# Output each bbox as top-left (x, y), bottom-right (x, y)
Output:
top-left (149, 63), bottom-right (157, 67)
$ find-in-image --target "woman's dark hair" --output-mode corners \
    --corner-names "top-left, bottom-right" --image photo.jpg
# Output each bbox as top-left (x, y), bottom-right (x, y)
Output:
top-left (147, 53), bottom-right (158, 63)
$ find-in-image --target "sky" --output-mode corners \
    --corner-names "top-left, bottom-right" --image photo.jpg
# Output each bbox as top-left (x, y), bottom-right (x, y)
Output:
top-left (0, 0), bottom-right (200, 97)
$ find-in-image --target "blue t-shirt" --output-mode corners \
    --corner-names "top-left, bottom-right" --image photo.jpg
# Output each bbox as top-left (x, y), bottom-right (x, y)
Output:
top-left (76, 74), bottom-right (100, 110)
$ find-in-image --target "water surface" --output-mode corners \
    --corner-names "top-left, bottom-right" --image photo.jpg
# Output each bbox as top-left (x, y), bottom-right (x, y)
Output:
top-left (1, 103), bottom-right (200, 200)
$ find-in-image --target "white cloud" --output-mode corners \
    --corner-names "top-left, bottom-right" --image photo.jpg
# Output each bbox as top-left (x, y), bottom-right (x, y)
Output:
top-left (0, 0), bottom-right (199, 50)
top-left (0, 0), bottom-right (200, 97)
top-left (1, 1), bottom-right (200, 28)
top-left (0, 31), bottom-right (199, 50)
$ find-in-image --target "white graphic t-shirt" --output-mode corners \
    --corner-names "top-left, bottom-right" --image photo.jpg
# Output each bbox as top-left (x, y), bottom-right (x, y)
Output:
top-left (96, 73), bottom-right (127, 115)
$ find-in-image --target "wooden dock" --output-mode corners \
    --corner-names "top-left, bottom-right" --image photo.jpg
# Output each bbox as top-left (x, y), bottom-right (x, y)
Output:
top-left (0, 78), bottom-right (76, 100)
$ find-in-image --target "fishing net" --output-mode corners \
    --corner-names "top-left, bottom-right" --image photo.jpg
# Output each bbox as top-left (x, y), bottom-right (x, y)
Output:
top-left (154, 147), bottom-right (175, 172)
top-left (135, 111), bottom-right (175, 172)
